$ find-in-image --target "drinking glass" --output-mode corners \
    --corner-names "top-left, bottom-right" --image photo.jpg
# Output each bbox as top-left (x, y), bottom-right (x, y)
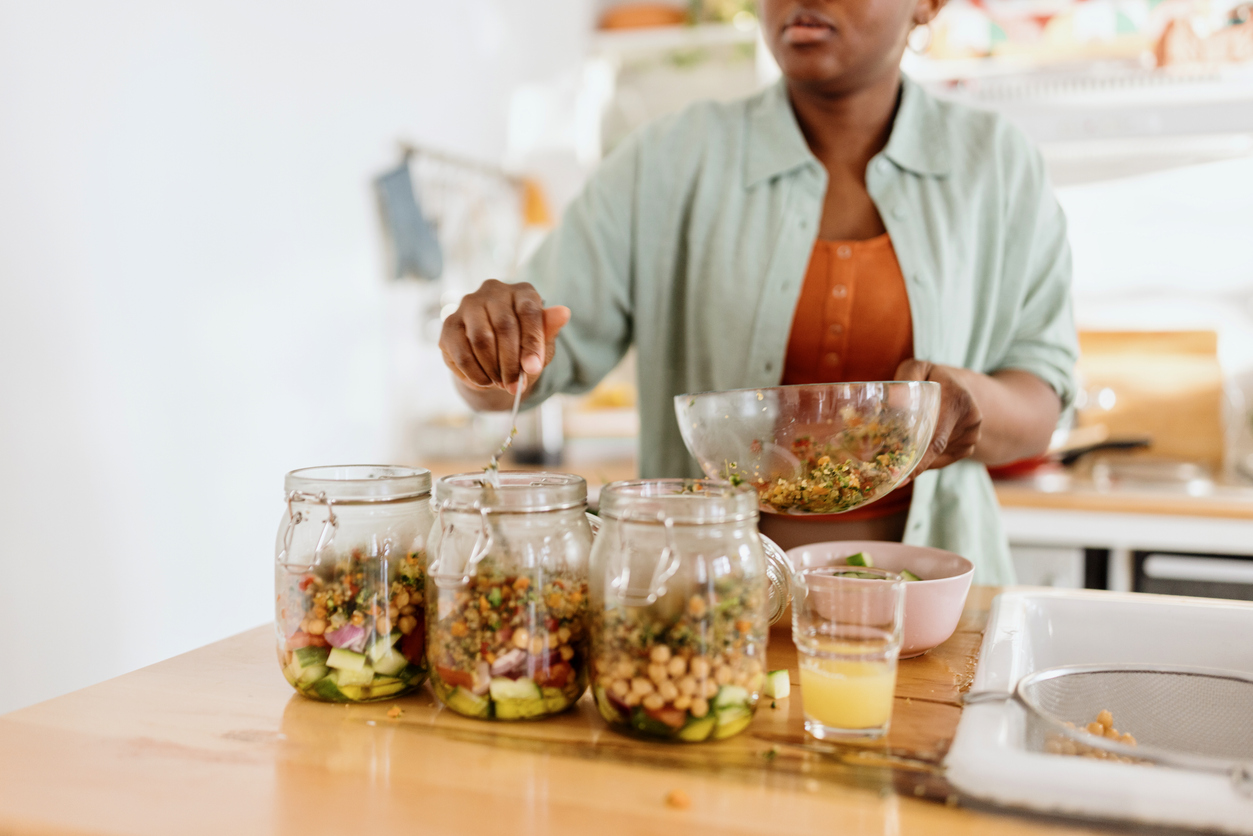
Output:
top-left (792, 567), bottom-right (905, 740)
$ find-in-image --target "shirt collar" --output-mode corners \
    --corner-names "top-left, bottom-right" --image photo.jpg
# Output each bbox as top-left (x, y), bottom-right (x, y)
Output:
top-left (744, 73), bottom-right (950, 188)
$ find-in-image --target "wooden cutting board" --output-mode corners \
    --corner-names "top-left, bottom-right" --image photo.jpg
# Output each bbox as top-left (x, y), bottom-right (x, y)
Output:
top-left (1075, 330), bottom-right (1225, 470)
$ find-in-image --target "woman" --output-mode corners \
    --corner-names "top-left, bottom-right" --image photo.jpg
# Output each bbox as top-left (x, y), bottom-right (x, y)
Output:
top-left (438, 0), bottom-right (1077, 583)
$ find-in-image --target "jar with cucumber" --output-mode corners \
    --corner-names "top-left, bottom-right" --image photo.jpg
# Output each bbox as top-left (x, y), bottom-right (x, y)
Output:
top-left (426, 472), bottom-right (595, 721)
top-left (275, 466), bottom-right (435, 703)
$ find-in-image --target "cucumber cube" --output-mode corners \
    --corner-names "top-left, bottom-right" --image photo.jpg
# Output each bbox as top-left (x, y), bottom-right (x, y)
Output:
top-left (326, 648), bottom-right (367, 672)
top-left (336, 664), bottom-right (375, 687)
top-left (373, 648), bottom-right (408, 677)
top-left (762, 670), bottom-right (790, 699)
top-left (714, 685), bottom-right (750, 709)
top-left (367, 632), bottom-right (402, 663)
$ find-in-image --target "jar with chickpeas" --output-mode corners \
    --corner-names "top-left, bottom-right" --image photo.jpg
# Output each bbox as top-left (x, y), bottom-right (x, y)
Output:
top-left (589, 480), bottom-right (792, 742)
top-left (274, 466), bottom-right (434, 703)
top-left (426, 472), bottom-right (595, 721)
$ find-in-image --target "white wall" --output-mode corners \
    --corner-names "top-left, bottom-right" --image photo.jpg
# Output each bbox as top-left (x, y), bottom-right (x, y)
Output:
top-left (0, 0), bottom-right (591, 714)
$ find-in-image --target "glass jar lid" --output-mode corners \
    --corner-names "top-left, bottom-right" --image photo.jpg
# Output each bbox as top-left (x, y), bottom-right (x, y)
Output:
top-left (284, 465), bottom-right (431, 503)
top-left (435, 471), bottom-right (586, 513)
top-left (599, 479), bottom-right (759, 525)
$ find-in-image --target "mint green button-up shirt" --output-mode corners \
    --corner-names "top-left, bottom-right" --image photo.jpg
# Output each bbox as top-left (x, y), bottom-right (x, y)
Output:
top-left (521, 75), bottom-right (1077, 583)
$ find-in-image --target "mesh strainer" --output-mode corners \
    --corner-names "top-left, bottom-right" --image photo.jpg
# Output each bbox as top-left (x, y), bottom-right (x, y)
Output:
top-left (965, 664), bottom-right (1253, 798)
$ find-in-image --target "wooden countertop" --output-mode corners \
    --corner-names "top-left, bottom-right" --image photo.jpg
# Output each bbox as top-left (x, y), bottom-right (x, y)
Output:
top-left (0, 587), bottom-right (1117, 836)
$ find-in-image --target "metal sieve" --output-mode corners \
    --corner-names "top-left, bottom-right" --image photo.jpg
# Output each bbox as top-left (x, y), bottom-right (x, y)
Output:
top-left (965, 664), bottom-right (1253, 798)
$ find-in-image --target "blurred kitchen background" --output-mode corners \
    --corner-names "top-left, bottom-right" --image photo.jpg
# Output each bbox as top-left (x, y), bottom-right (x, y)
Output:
top-left (3, 0), bottom-right (1253, 714)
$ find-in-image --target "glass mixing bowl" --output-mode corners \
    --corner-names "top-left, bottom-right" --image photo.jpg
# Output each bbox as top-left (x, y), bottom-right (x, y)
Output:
top-left (674, 382), bottom-right (941, 516)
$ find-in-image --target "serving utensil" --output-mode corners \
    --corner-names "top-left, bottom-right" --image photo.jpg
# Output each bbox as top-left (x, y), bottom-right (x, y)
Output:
top-left (484, 372), bottom-right (525, 490)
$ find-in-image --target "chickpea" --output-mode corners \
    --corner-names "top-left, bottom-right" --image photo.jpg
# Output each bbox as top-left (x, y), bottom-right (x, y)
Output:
top-left (1103, 727), bottom-right (1120, 741)
top-left (597, 674), bottom-right (613, 689)
top-left (546, 632), bottom-right (560, 650)
top-left (631, 677), bottom-right (655, 696)
top-left (560, 645), bottom-right (574, 661)
top-left (398, 615), bottom-right (417, 635)
top-left (1121, 733), bottom-right (1137, 746)
top-left (747, 658), bottom-right (763, 675)
top-left (395, 590), bottom-right (410, 609)
top-left (388, 604), bottom-right (400, 621)
top-left (375, 617), bottom-right (391, 635)
top-left (530, 637), bottom-right (546, 655)
top-left (350, 612), bottom-right (365, 627)
top-left (673, 693), bottom-right (692, 711)
top-left (610, 679), bottom-right (630, 699)
top-left (648, 664), bottom-right (669, 685)
top-left (650, 645), bottom-right (672, 664)
top-left (623, 691), bottom-right (642, 708)
top-left (667, 656), bottom-right (687, 678)
top-left (614, 660), bottom-right (634, 680)
top-left (677, 676), bottom-right (697, 696)
top-left (1096, 710), bottom-right (1113, 729)
top-left (1045, 738), bottom-right (1063, 755)
top-left (312, 605), bottom-right (328, 620)
top-left (658, 681), bottom-right (679, 702)
top-left (642, 693), bottom-right (666, 711)
top-left (400, 605), bottom-right (416, 616)
top-left (1086, 722), bottom-right (1104, 736)
top-left (306, 618), bottom-right (327, 636)
top-left (690, 697), bottom-right (710, 719)
top-left (513, 629), bottom-right (530, 650)
top-left (1061, 740), bottom-right (1078, 756)
top-left (715, 665), bottom-right (733, 686)
top-left (558, 626), bottom-right (571, 644)
top-left (689, 657), bottom-right (710, 680)
top-left (687, 596), bottom-right (707, 618)
top-left (703, 680), bottom-right (720, 699)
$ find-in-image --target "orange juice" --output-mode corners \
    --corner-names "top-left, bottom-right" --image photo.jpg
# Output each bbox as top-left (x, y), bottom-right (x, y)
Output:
top-left (799, 654), bottom-right (897, 731)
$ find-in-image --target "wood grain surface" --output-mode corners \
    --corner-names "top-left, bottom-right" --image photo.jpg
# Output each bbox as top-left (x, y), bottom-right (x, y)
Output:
top-left (0, 586), bottom-right (1118, 836)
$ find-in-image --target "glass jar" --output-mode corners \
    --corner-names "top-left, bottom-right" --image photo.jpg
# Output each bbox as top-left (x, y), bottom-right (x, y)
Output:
top-left (589, 479), bottom-right (791, 742)
top-left (274, 465), bottom-right (434, 703)
top-left (426, 472), bottom-right (595, 721)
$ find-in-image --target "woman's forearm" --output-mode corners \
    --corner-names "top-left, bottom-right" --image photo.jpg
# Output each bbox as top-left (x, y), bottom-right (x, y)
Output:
top-left (955, 367), bottom-right (1061, 466)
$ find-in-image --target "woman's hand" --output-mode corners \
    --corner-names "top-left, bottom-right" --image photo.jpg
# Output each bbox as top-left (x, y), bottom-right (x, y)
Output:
top-left (439, 279), bottom-right (570, 406)
top-left (895, 360), bottom-right (1062, 471)
top-left (895, 359), bottom-right (983, 472)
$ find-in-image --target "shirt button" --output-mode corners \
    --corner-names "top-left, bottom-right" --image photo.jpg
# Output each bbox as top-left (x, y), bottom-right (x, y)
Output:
top-left (831, 284), bottom-right (848, 299)
top-left (823, 352), bottom-right (840, 366)
top-left (836, 245), bottom-right (852, 259)
top-left (828, 323), bottom-right (844, 336)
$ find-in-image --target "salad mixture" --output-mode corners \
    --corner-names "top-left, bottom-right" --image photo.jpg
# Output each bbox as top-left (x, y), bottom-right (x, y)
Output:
top-left (277, 548), bottom-right (427, 702)
top-left (750, 410), bottom-right (916, 515)
top-left (592, 572), bottom-right (767, 742)
top-left (427, 555), bottom-right (589, 720)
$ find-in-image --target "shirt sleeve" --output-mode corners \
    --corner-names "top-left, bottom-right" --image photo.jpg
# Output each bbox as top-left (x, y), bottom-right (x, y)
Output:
top-left (992, 142), bottom-right (1080, 413)
top-left (519, 134), bottom-right (639, 407)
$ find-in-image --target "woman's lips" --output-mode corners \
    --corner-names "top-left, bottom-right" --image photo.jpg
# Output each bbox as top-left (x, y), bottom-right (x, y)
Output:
top-left (782, 18), bottom-right (835, 45)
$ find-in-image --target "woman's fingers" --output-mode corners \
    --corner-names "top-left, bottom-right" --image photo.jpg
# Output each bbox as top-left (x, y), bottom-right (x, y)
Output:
top-left (438, 281), bottom-right (569, 392)
top-left (894, 359), bottom-right (982, 472)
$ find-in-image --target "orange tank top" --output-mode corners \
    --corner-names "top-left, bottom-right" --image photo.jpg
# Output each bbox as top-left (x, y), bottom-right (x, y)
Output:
top-left (781, 234), bottom-right (915, 521)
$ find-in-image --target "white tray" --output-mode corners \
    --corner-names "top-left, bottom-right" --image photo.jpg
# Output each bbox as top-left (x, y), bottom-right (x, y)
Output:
top-left (944, 588), bottom-right (1253, 834)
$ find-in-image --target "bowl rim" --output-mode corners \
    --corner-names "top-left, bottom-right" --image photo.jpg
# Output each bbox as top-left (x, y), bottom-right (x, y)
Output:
top-left (675, 380), bottom-right (942, 402)
top-left (785, 539), bottom-right (975, 583)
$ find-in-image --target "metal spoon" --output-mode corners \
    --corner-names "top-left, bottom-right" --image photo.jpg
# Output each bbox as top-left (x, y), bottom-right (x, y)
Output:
top-left (484, 372), bottom-right (525, 490)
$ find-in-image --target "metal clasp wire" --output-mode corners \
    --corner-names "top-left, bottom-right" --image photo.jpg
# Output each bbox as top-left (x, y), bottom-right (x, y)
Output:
top-left (611, 512), bottom-right (683, 607)
top-left (278, 490), bottom-right (338, 566)
top-left (432, 501), bottom-right (496, 589)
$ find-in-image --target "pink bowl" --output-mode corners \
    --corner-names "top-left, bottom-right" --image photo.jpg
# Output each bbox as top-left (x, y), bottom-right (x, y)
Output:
top-left (786, 540), bottom-right (974, 658)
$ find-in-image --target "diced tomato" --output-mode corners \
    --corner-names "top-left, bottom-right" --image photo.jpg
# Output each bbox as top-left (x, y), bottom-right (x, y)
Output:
top-left (401, 622), bottom-right (426, 663)
top-left (286, 631), bottom-right (313, 649)
top-left (310, 635), bottom-right (329, 648)
top-left (298, 576), bottom-right (316, 592)
top-left (544, 617), bottom-right (559, 632)
top-left (436, 665), bottom-right (474, 689)
top-left (645, 706), bottom-right (688, 729)
top-left (539, 661), bottom-right (571, 689)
